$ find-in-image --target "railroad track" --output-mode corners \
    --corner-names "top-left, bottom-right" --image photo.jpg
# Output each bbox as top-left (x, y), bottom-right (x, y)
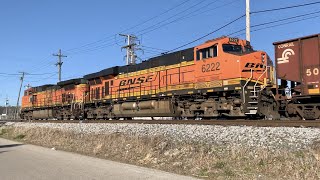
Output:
top-left (1, 119), bottom-right (320, 128)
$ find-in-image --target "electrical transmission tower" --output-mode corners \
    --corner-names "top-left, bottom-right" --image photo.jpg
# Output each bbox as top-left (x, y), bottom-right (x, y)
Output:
top-left (53, 49), bottom-right (67, 82)
top-left (119, 34), bottom-right (142, 65)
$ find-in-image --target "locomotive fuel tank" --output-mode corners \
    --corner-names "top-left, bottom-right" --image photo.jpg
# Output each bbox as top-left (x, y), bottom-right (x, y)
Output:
top-left (113, 100), bottom-right (179, 117)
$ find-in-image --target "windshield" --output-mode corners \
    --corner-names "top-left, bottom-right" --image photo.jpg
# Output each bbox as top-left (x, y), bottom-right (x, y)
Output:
top-left (244, 45), bottom-right (254, 53)
top-left (222, 44), bottom-right (243, 54)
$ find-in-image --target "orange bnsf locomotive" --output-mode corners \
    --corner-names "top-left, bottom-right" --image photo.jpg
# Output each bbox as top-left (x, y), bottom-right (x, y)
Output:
top-left (21, 36), bottom-right (278, 120)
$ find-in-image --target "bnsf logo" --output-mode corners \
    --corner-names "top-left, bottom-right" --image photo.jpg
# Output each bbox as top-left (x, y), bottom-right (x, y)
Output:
top-left (242, 63), bottom-right (265, 72)
top-left (119, 75), bottom-right (154, 86)
top-left (245, 63), bottom-right (264, 68)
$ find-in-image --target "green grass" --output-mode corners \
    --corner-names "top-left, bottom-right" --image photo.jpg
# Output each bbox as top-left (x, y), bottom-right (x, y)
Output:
top-left (14, 134), bottom-right (25, 140)
top-left (214, 161), bottom-right (226, 169)
top-left (0, 128), bottom-right (8, 136)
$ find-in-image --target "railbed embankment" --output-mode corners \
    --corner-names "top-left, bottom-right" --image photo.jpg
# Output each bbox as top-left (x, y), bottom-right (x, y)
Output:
top-left (1, 122), bottom-right (320, 179)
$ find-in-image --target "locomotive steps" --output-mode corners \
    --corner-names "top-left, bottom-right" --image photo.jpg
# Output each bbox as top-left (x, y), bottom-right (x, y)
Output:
top-left (1, 122), bottom-right (320, 179)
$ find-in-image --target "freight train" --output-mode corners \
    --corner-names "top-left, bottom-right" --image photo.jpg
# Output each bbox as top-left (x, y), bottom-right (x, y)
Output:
top-left (20, 34), bottom-right (320, 120)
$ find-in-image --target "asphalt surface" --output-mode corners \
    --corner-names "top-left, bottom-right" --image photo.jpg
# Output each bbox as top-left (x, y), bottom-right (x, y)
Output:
top-left (0, 138), bottom-right (198, 180)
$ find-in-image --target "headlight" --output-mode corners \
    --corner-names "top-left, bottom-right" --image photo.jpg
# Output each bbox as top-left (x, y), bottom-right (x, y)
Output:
top-left (261, 53), bottom-right (266, 62)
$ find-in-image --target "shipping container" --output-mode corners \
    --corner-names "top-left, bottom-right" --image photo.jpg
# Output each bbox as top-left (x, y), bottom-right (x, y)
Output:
top-left (273, 33), bottom-right (320, 95)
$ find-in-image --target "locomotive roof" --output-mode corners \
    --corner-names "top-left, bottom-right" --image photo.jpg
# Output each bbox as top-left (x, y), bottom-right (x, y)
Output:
top-left (84, 66), bottom-right (119, 80)
top-left (57, 78), bottom-right (87, 87)
top-left (83, 47), bottom-right (194, 80)
top-left (33, 84), bottom-right (56, 92)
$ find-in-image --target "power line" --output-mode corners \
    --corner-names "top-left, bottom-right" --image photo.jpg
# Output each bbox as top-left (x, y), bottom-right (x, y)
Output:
top-left (64, 0), bottom-right (194, 54)
top-left (66, 41), bottom-right (119, 55)
top-left (138, 0), bottom-right (238, 36)
top-left (123, 0), bottom-right (193, 34)
top-left (251, 1), bottom-right (320, 14)
top-left (26, 72), bottom-right (57, 76)
top-left (230, 16), bottom-right (320, 38)
top-left (135, 0), bottom-right (214, 35)
top-left (67, 0), bottom-right (237, 56)
top-left (141, 45), bottom-right (168, 52)
top-left (253, 10), bottom-right (320, 27)
top-left (165, 14), bottom-right (245, 53)
top-left (25, 73), bottom-right (58, 83)
top-left (65, 0), bottom-right (233, 55)
top-left (250, 15), bottom-right (320, 34)
top-left (0, 73), bottom-right (20, 76)
top-left (228, 10), bottom-right (320, 36)
top-left (141, 14), bottom-right (245, 60)
top-left (0, 72), bottom-right (56, 76)
top-left (65, 1), bottom-right (205, 55)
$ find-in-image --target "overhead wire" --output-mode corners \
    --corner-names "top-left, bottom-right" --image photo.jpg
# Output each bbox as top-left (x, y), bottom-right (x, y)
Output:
top-left (64, 0), bottom-right (194, 54)
top-left (139, 0), bottom-right (238, 36)
top-left (166, 14), bottom-right (245, 53)
top-left (250, 15), bottom-right (320, 35)
top-left (66, 1), bottom-right (209, 55)
top-left (251, 1), bottom-right (320, 14)
top-left (7, 1), bottom-right (197, 77)
top-left (66, 0), bottom-right (237, 55)
top-left (140, 45), bottom-right (168, 52)
top-left (135, 0), bottom-right (213, 35)
top-left (143, 2), bottom-right (320, 59)
top-left (227, 10), bottom-right (320, 36)
top-left (25, 74), bottom-right (58, 83)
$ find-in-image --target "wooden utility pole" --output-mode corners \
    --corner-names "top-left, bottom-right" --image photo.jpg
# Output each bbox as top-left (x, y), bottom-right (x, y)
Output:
top-left (53, 49), bottom-right (67, 82)
top-left (16, 72), bottom-right (25, 119)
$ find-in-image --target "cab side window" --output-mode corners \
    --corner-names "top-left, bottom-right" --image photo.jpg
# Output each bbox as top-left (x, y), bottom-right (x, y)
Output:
top-left (196, 45), bottom-right (218, 61)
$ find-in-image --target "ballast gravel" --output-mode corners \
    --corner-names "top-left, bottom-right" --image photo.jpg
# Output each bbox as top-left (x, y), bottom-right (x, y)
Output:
top-left (5, 122), bottom-right (320, 151)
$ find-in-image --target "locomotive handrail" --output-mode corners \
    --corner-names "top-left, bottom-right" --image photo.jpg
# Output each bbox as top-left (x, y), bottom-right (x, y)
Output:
top-left (253, 66), bottom-right (270, 97)
top-left (242, 68), bottom-right (253, 104)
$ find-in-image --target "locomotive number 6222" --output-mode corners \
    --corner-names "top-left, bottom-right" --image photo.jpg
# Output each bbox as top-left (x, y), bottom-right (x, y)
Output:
top-left (201, 62), bottom-right (221, 73)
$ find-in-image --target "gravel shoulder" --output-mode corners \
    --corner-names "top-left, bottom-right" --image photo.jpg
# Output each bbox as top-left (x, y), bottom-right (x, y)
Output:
top-left (1, 122), bottom-right (320, 179)
top-left (6, 122), bottom-right (320, 150)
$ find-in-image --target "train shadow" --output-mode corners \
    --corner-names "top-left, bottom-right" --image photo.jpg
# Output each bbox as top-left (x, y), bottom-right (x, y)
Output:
top-left (0, 144), bottom-right (24, 149)
top-left (0, 150), bottom-right (9, 154)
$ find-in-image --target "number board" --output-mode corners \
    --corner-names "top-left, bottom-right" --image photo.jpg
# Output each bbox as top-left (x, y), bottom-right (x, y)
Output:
top-left (229, 38), bottom-right (239, 43)
top-left (201, 62), bottom-right (221, 73)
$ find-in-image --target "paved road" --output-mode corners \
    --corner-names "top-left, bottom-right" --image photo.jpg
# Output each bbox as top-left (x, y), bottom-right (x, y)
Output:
top-left (0, 138), bottom-right (198, 180)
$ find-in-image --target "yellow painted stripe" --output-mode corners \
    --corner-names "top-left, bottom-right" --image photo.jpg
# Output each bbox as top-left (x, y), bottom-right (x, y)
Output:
top-left (309, 89), bottom-right (320, 94)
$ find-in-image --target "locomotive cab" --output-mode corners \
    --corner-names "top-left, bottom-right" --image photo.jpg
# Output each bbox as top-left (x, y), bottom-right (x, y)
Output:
top-left (193, 36), bottom-right (275, 118)
top-left (194, 36), bottom-right (275, 88)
